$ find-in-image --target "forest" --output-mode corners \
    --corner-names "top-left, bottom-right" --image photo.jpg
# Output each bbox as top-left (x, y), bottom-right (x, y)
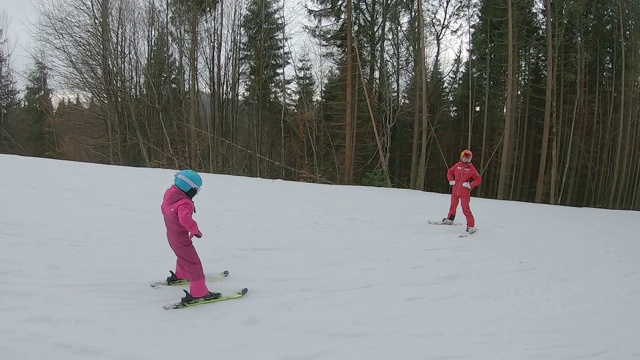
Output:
top-left (0, 0), bottom-right (638, 209)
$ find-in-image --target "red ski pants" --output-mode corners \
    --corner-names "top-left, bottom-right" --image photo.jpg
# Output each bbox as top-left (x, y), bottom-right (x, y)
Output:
top-left (448, 194), bottom-right (475, 228)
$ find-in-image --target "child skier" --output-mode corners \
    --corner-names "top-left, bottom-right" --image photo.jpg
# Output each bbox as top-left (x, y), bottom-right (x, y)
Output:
top-left (442, 149), bottom-right (482, 233)
top-left (161, 169), bottom-right (220, 303)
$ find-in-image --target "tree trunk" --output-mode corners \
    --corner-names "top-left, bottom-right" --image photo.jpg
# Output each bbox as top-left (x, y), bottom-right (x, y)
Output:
top-left (550, 15), bottom-right (566, 205)
top-left (416, 0), bottom-right (429, 190)
top-left (189, 7), bottom-right (199, 169)
top-left (558, 35), bottom-right (581, 204)
top-left (410, 2), bottom-right (421, 189)
top-left (497, 0), bottom-right (515, 200)
top-left (536, 0), bottom-right (554, 203)
top-left (216, 4), bottom-right (224, 172)
top-left (344, 0), bottom-right (354, 185)
top-left (610, 0), bottom-right (627, 208)
top-left (478, 23), bottom-right (489, 198)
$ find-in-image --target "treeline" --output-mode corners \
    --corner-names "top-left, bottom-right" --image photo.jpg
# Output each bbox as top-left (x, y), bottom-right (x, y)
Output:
top-left (0, 0), bottom-right (638, 209)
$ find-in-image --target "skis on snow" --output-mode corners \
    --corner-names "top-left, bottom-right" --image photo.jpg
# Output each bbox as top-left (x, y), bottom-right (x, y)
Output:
top-left (153, 270), bottom-right (248, 309)
top-left (429, 220), bottom-right (477, 237)
top-left (150, 270), bottom-right (229, 288)
top-left (163, 288), bottom-right (249, 310)
top-left (458, 229), bottom-right (478, 237)
top-left (428, 220), bottom-right (462, 226)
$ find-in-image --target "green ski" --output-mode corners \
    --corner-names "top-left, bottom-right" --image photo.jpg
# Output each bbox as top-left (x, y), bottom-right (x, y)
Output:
top-left (163, 288), bottom-right (249, 310)
top-left (150, 270), bottom-right (229, 288)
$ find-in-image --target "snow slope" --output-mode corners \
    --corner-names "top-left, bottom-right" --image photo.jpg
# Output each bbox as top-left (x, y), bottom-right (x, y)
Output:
top-left (1, 154), bottom-right (639, 360)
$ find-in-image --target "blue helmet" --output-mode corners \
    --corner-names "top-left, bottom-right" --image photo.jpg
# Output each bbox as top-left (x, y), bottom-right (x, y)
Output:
top-left (174, 169), bottom-right (202, 195)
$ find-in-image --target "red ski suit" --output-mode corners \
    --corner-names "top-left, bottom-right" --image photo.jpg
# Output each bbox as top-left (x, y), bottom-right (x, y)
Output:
top-left (446, 161), bottom-right (482, 227)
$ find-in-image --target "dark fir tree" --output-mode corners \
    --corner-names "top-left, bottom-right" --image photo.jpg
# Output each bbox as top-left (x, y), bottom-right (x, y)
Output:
top-left (240, 0), bottom-right (290, 177)
top-left (292, 53), bottom-right (319, 177)
top-left (143, 19), bottom-right (183, 168)
top-left (0, 27), bottom-right (19, 153)
top-left (22, 59), bottom-right (56, 157)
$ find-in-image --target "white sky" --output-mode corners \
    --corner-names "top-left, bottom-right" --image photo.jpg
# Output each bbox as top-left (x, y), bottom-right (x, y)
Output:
top-left (0, 0), bottom-right (319, 91)
top-left (1, 154), bottom-right (639, 359)
top-left (0, 0), bottom-right (37, 85)
top-left (0, 0), bottom-right (461, 90)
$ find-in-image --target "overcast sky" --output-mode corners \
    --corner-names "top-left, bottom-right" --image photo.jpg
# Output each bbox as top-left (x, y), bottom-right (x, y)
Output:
top-left (1, 0), bottom-right (460, 95)
top-left (1, 0), bottom-right (38, 86)
top-left (0, 0), bottom-right (310, 84)
top-left (0, 0), bottom-right (321, 93)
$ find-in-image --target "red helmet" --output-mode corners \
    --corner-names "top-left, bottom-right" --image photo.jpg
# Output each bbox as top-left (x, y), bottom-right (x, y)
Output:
top-left (460, 149), bottom-right (473, 162)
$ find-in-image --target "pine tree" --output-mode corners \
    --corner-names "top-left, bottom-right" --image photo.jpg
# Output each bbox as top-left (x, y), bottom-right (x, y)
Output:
top-left (240, 0), bottom-right (290, 176)
top-left (23, 59), bottom-right (56, 157)
top-left (292, 53), bottom-right (318, 176)
top-left (143, 20), bottom-right (183, 167)
top-left (295, 54), bottom-right (316, 112)
top-left (457, 0), bottom-right (542, 199)
top-left (0, 27), bottom-right (19, 152)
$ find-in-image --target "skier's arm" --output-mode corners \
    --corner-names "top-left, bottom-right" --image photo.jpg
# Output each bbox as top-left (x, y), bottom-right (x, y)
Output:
top-left (469, 167), bottom-right (482, 188)
top-left (177, 202), bottom-right (201, 236)
top-left (447, 164), bottom-right (456, 182)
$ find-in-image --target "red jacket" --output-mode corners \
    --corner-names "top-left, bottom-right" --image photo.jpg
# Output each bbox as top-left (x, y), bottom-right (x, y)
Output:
top-left (447, 161), bottom-right (482, 198)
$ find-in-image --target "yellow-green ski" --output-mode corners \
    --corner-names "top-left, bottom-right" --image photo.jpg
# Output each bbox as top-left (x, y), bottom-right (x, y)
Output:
top-left (150, 270), bottom-right (229, 288)
top-left (163, 288), bottom-right (248, 310)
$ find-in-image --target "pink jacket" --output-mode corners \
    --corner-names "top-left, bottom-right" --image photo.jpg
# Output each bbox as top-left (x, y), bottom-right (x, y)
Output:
top-left (447, 161), bottom-right (482, 198)
top-left (161, 185), bottom-right (201, 240)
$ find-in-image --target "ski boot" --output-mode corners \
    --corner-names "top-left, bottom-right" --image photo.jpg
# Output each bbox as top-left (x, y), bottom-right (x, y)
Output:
top-left (180, 290), bottom-right (222, 305)
top-left (166, 270), bottom-right (183, 285)
top-left (442, 215), bottom-right (455, 225)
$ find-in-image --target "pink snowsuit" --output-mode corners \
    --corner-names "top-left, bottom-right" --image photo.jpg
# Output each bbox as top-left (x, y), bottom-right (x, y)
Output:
top-left (161, 185), bottom-right (209, 297)
top-left (446, 161), bottom-right (482, 228)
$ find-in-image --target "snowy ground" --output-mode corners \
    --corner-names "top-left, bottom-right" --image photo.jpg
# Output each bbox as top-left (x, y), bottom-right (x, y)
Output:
top-left (1, 154), bottom-right (639, 360)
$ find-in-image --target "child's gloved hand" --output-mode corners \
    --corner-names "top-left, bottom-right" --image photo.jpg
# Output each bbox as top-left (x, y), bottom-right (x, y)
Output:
top-left (463, 182), bottom-right (472, 189)
top-left (190, 231), bottom-right (203, 239)
top-left (449, 180), bottom-right (455, 186)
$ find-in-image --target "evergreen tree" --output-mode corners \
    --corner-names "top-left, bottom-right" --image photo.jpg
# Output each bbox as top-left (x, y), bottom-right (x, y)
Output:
top-left (240, 0), bottom-right (290, 176)
top-left (143, 20), bottom-right (183, 167)
top-left (294, 54), bottom-right (316, 111)
top-left (292, 53), bottom-right (319, 176)
top-left (455, 0), bottom-right (542, 199)
top-left (241, 0), bottom-right (289, 106)
top-left (22, 59), bottom-right (56, 157)
top-left (0, 27), bottom-right (19, 153)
